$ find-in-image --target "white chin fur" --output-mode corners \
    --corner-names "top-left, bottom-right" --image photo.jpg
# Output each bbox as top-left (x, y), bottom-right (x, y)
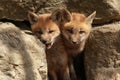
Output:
top-left (80, 37), bottom-right (86, 42)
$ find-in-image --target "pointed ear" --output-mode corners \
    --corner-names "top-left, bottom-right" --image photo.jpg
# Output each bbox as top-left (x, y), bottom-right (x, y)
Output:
top-left (86, 11), bottom-right (96, 24)
top-left (51, 8), bottom-right (71, 23)
top-left (28, 11), bottom-right (39, 24)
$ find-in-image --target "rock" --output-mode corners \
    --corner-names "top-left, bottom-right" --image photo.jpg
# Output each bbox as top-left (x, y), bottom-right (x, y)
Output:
top-left (0, 22), bottom-right (47, 80)
top-left (0, 0), bottom-right (66, 21)
top-left (84, 22), bottom-right (120, 80)
top-left (66, 0), bottom-right (120, 24)
top-left (1, 0), bottom-right (120, 24)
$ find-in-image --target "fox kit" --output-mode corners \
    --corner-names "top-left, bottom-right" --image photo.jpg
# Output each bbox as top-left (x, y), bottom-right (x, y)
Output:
top-left (28, 12), bottom-right (70, 80)
top-left (52, 9), bottom-right (96, 80)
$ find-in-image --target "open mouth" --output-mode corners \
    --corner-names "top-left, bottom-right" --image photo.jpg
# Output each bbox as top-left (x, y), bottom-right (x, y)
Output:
top-left (45, 43), bottom-right (52, 49)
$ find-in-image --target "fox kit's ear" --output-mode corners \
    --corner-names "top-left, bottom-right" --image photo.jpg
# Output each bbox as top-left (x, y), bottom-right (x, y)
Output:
top-left (28, 11), bottom-right (39, 24)
top-left (51, 8), bottom-right (71, 23)
top-left (86, 11), bottom-right (96, 24)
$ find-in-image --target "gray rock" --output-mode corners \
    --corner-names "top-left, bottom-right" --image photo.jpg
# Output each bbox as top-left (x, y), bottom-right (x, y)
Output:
top-left (0, 0), bottom-right (120, 24)
top-left (66, 0), bottom-right (120, 24)
top-left (0, 0), bottom-right (66, 21)
top-left (0, 22), bottom-right (47, 80)
top-left (84, 22), bottom-right (120, 80)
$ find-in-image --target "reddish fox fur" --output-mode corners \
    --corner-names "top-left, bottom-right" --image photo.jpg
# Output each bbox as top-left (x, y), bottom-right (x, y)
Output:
top-left (28, 12), bottom-right (70, 80)
top-left (52, 9), bottom-right (96, 80)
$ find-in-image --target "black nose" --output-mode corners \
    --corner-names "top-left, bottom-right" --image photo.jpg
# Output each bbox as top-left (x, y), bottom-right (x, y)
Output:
top-left (72, 41), bottom-right (77, 44)
top-left (41, 39), bottom-right (47, 44)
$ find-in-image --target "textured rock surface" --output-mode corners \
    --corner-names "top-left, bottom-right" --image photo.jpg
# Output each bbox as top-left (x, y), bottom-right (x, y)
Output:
top-left (0, 0), bottom-right (66, 21)
top-left (66, 0), bottom-right (120, 24)
top-left (84, 22), bottom-right (120, 80)
top-left (0, 0), bottom-right (120, 24)
top-left (0, 22), bottom-right (47, 80)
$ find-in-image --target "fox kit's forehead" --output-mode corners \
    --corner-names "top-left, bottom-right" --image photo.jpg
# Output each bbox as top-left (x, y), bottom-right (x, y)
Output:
top-left (71, 13), bottom-right (86, 22)
top-left (39, 14), bottom-right (51, 23)
top-left (63, 13), bottom-right (91, 31)
top-left (32, 14), bottom-right (59, 31)
top-left (64, 13), bottom-right (86, 27)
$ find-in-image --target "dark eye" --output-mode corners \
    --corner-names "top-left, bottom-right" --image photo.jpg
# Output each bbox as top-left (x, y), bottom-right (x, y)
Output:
top-left (49, 30), bottom-right (54, 33)
top-left (67, 29), bottom-right (73, 34)
top-left (79, 31), bottom-right (85, 34)
top-left (35, 31), bottom-right (43, 34)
